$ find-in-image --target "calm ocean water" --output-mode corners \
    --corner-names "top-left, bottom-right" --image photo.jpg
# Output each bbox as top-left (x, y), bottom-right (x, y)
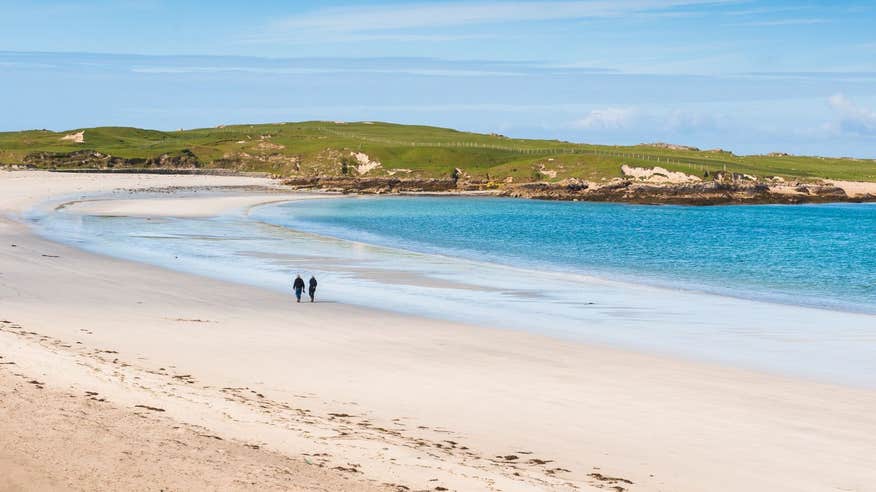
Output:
top-left (32, 195), bottom-right (876, 386)
top-left (254, 197), bottom-right (876, 313)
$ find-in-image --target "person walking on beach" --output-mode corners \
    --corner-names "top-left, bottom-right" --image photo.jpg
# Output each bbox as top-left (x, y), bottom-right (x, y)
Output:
top-left (308, 275), bottom-right (318, 303)
top-left (292, 274), bottom-right (305, 303)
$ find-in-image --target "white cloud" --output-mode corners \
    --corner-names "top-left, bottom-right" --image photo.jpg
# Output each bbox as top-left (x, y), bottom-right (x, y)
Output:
top-left (261, 1), bottom-right (737, 37)
top-left (572, 107), bottom-right (640, 130)
top-left (826, 93), bottom-right (876, 136)
top-left (130, 65), bottom-right (524, 77)
top-left (239, 31), bottom-right (497, 45)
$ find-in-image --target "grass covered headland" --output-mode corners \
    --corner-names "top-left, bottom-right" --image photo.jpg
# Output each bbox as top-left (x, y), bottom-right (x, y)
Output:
top-left (2, 121), bottom-right (874, 183)
top-left (3, 121), bottom-right (875, 204)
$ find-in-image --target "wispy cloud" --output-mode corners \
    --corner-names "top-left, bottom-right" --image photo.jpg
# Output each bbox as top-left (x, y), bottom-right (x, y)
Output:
top-left (251, 0), bottom-right (737, 42)
top-left (572, 107), bottom-right (641, 130)
top-left (731, 18), bottom-right (829, 27)
top-left (571, 107), bottom-right (729, 134)
top-left (666, 109), bottom-right (727, 133)
top-left (739, 71), bottom-right (876, 83)
top-left (130, 65), bottom-right (526, 77)
top-left (239, 32), bottom-right (498, 45)
top-left (721, 5), bottom-right (809, 17)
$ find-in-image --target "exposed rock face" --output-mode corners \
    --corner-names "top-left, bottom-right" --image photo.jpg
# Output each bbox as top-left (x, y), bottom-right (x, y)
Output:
top-left (712, 171), bottom-right (758, 183)
top-left (501, 179), bottom-right (851, 204)
top-left (24, 149), bottom-right (202, 169)
top-left (450, 167), bottom-right (475, 187)
top-left (19, 150), bottom-right (873, 205)
top-left (284, 176), bottom-right (460, 194)
top-left (351, 152), bottom-right (382, 174)
top-left (535, 165), bottom-right (558, 179)
top-left (60, 131), bottom-right (85, 143)
top-left (386, 168), bottom-right (412, 176)
top-left (282, 174), bottom-right (857, 204)
top-left (0, 164), bottom-right (36, 170)
top-left (621, 165), bottom-right (701, 184)
top-left (255, 140), bottom-right (285, 151)
top-left (640, 142), bottom-right (700, 151)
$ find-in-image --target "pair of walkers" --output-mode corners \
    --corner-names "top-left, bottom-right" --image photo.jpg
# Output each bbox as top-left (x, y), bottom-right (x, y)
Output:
top-left (292, 274), bottom-right (318, 303)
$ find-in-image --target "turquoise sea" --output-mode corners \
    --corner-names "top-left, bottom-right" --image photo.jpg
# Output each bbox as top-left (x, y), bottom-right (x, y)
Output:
top-left (31, 195), bottom-right (876, 386)
top-left (255, 197), bottom-right (876, 313)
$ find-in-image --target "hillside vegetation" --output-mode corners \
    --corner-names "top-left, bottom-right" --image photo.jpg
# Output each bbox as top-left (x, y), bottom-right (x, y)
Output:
top-left (1, 121), bottom-right (874, 183)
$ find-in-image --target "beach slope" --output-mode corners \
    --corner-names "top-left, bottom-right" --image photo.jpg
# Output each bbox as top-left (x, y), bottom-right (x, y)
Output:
top-left (1, 171), bottom-right (875, 491)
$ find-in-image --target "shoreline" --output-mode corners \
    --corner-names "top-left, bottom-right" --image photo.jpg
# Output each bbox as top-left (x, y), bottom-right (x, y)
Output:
top-left (40, 190), bottom-right (876, 388)
top-left (49, 190), bottom-right (876, 317)
top-left (3, 172), bottom-right (876, 491)
top-left (281, 175), bottom-right (876, 205)
top-left (243, 194), bottom-right (876, 318)
top-left (10, 168), bottom-right (876, 206)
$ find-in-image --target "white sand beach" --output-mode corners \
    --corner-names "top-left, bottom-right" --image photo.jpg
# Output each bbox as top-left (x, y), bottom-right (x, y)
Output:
top-left (2, 171), bottom-right (876, 491)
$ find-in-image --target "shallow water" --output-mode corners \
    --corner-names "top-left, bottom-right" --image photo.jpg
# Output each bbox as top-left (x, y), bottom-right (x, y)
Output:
top-left (256, 197), bottom-right (876, 314)
top-left (31, 194), bottom-right (876, 387)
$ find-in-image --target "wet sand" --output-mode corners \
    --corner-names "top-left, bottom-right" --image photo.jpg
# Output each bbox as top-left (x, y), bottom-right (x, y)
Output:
top-left (2, 171), bottom-right (876, 491)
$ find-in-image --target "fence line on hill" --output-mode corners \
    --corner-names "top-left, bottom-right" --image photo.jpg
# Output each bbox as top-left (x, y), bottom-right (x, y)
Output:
top-left (315, 126), bottom-right (735, 174)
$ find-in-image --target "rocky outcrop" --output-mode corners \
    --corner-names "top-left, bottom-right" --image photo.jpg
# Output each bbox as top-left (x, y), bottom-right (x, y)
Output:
top-left (621, 165), bottom-right (701, 184)
top-left (280, 170), bottom-right (868, 204)
top-left (60, 131), bottom-right (85, 143)
top-left (640, 142), bottom-right (700, 152)
top-left (350, 152), bottom-right (382, 175)
top-left (51, 168), bottom-right (271, 177)
top-left (24, 149), bottom-right (202, 169)
top-left (18, 149), bottom-right (872, 205)
top-left (0, 164), bottom-right (37, 171)
top-left (501, 178), bottom-right (851, 204)
top-left (283, 176), bottom-right (462, 194)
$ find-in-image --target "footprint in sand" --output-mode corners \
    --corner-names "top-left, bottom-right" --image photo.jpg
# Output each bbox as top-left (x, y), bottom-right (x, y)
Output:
top-left (134, 404), bottom-right (165, 412)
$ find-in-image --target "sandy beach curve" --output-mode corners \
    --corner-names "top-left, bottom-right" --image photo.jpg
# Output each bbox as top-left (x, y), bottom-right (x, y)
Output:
top-left (2, 171), bottom-right (876, 492)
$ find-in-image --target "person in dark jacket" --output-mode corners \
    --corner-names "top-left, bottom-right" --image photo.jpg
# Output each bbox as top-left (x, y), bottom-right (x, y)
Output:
top-left (292, 274), bottom-right (305, 303)
top-left (308, 276), bottom-right (318, 303)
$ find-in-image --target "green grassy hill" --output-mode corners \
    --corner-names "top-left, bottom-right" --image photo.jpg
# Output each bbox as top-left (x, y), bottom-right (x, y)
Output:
top-left (2, 121), bottom-right (874, 183)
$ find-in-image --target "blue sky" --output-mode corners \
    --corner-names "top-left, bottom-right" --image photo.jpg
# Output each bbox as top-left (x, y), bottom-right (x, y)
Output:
top-left (1, 0), bottom-right (875, 156)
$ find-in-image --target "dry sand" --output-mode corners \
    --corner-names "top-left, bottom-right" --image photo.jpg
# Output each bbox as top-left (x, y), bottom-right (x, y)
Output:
top-left (0, 367), bottom-right (391, 492)
top-left (829, 179), bottom-right (876, 198)
top-left (2, 171), bottom-right (876, 491)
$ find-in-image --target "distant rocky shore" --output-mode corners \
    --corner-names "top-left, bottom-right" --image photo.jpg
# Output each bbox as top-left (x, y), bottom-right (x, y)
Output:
top-left (6, 149), bottom-right (874, 205)
top-left (283, 170), bottom-right (873, 205)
